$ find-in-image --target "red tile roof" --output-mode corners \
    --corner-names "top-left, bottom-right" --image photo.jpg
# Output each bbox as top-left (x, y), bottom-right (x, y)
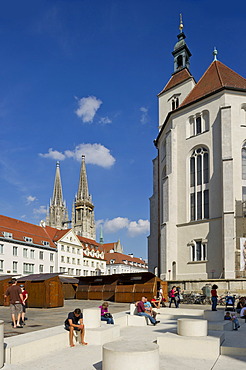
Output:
top-left (0, 215), bottom-right (56, 248)
top-left (45, 226), bottom-right (70, 242)
top-left (158, 68), bottom-right (194, 95)
top-left (105, 252), bottom-right (147, 267)
top-left (180, 60), bottom-right (246, 107)
top-left (102, 242), bottom-right (117, 253)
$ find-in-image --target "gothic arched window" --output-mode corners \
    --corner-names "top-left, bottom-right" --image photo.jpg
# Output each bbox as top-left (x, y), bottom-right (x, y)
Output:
top-left (190, 147), bottom-right (209, 221)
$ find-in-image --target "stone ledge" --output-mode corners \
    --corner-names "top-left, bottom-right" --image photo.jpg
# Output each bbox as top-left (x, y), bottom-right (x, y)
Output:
top-left (5, 324), bottom-right (120, 365)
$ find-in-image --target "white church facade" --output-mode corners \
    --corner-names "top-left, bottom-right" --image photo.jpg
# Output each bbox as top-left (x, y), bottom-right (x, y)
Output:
top-left (148, 21), bottom-right (246, 281)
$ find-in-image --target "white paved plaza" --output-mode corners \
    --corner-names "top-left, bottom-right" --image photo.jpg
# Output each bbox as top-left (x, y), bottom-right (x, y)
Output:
top-left (2, 304), bottom-right (246, 370)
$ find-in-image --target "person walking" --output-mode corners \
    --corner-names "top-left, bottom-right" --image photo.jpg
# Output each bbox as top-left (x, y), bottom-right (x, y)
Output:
top-left (4, 278), bottom-right (23, 328)
top-left (211, 284), bottom-right (218, 311)
top-left (20, 284), bottom-right (28, 325)
top-left (169, 286), bottom-right (178, 308)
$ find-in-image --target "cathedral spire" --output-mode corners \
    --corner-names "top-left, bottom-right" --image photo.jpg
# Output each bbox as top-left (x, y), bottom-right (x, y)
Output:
top-left (46, 161), bottom-right (68, 230)
top-left (72, 155), bottom-right (96, 239)
top-left (77, 155), bottom-right (89, 201)
top-left (172, 14), bottom-right (192, 73)
top-left (52, 161), bottom-right (64, 206)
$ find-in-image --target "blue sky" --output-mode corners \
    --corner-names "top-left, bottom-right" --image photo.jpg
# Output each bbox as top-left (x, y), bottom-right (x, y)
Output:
top-left (1, 0), bottom-right (246, 259)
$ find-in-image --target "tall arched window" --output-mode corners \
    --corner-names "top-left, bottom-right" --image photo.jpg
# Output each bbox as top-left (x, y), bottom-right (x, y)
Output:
top-left (190, 147), bottom-right (209, 221)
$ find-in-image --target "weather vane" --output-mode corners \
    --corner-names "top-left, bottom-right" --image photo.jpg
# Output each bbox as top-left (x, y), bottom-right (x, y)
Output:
top-left (179, 13), bottom-right (184, 33)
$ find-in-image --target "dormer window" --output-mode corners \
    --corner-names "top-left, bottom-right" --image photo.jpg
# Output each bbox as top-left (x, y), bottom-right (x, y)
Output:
top-left (110, 259), bottom-right (115, 264)
top-left (24, 237), bottom-right (33, 243)
top-left (42, 241), bottom-right (50, 246)
top-left (3, 232), bottom-right (12, 238)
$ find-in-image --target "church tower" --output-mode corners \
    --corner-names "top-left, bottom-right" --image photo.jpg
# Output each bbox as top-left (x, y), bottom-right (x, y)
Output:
top-left (72, 155), bottom-right (96, 239)
top-left (46, 162), bottom-right (69, 229)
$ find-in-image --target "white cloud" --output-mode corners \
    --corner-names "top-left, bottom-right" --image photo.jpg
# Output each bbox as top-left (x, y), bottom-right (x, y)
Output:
top-left (128, 219), bottom-right (150, 237)
top-left (26, 195), bottom-right (37, 205)
top-left (75, 96), bottom-right (102, 123)
top-left (103, 217), bottom-right (129, 233)
top-left (99, 217), bottom-right (150, 237)
top-left (39, 148), bottom-right (66, 160)
top-left (40, 143), bottom-right (115, 169)
top-left (99, 116), bottom-right (112, 125)
top-left (140, 106), bottom-right (149, 124)
top-left (33, 205), bottom-right (47, 215)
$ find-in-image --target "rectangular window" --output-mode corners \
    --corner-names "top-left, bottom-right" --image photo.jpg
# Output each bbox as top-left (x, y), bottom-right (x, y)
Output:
top-left (77, 249), bottom-right (80, 254)
top-left (190, 157), bottom-right (195, 187)
top-left (77, 259), bottom-right (80, 265)
top-left (30, 249), bottom-right (35, 259)
top-left (204, 190), bottom-right (209, 218)
top-left (13, 261), bottom-right (18, 273)
top-left (190, 193), bottom-right (195, 221)
top-left (197, 191), bottom-right (202, 219)
top-left (196, 241), bottom-right (202, 261)
top-left (242, 148), bottom-right (246, 180)
top-left (50, 253), bottom-right (54, 261)
top-left (39, 265), bottom-right (44, 273)
top-left (72, 258), bottom-right (75, 264)
top-left (0, 260), bottom-right (3, 272)
top-left (61, 256), bottom-right (65, 262)
top-left (23, 263), bottom-right (34, 274)
top-left (196, 116), bottom-right (201, 134)
top-left (72, 247), bottom-right (75, 254)
top-left (67, 257), bottom-right (70, 263)
top-left (0, 244), bottom-right (3, 254)
top-left (203, 153), bottom-right (209, 183)
top-left (67, 246), bottom-right (70, 252)
top-left (50, 266), bottom-right (54, 273)
top-left (203, 243), bottom-right (207, 260)
top-left (61, 245), bottom-right (65, 251)
top-left (197, 155), bottom-right (202, 185)
top-left (13, 246), bottom-right (18, 256)
top-left (91, 261), bottom-right (94, 267)
top-left (243, 187), bottom-right (246, 202)
top-left (39, 251), bottom-right (44, 260)
top-left (23, 248), bottom-right (28, 258)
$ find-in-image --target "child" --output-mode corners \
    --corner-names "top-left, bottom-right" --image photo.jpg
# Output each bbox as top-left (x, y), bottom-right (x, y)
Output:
top-left (231, 313), bottom-right (240, 331)
top-left (224, 311), bottom-right (231, 320)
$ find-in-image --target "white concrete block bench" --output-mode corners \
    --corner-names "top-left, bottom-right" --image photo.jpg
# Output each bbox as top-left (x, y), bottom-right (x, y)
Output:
top-left (203, 310), bottom-right (224, 321)
top-left (128, 303), bottom-right (147, 326)
top-left (208, 321), bottom-right (232, 331)
top-left (5, 323), bottom-right (120, 365)
top-left (5, 325), bottom-right (68, 365)
top-left (102, 340), bottom-right (159, 370)
top-left (157, 318), bottom-right (224, 361)
top-left (157, 307), bottom-right (204, 318)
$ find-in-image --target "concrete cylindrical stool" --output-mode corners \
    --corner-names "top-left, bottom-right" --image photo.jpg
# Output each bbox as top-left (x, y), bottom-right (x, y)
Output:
top-left (0, 321), bottom-right (4, 368)
top-left (177, 318), bottom-right (208, 337)
top-left (83, 308), bottom-right (101, 329)
top-left (204, 310), bottom-right (224, 322)
top-left (103, 341), bottom-right (159, 370)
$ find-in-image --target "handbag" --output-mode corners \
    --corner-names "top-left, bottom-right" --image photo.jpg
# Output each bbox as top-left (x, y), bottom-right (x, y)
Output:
top-left (103, 313), bottom-right (112, 318)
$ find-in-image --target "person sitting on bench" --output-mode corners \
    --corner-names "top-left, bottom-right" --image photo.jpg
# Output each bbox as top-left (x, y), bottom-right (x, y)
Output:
top-left (64, 308), bottom-right (88, 347)
top-left (137, 296), bottom-right (160, 326)
top-left (240, 304), bottom-right (246, 322)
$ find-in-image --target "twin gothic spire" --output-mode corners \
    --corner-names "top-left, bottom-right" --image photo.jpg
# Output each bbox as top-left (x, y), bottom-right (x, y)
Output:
top-left (46, 156), bottom-right (95, 239)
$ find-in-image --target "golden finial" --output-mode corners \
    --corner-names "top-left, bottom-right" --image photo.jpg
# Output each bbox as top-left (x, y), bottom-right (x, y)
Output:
top-left (179, 13), bottom-right (184, 33)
